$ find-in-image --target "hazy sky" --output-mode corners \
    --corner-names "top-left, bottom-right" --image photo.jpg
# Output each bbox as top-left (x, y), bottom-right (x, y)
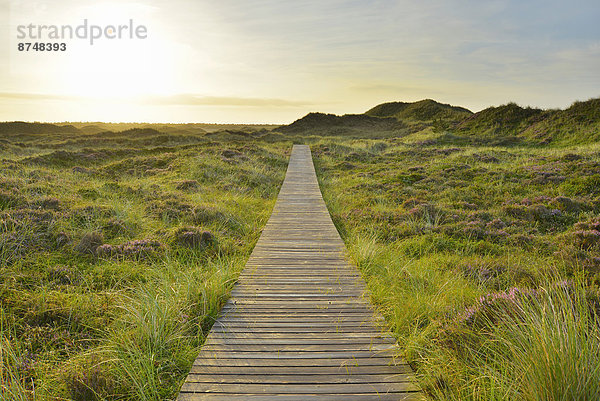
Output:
top-left (1, 0), bottom-right (599, 123)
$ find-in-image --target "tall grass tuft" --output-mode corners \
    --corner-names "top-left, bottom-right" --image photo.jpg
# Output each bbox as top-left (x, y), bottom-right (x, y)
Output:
top-left (98, 282), bottom-right (199, 400)
top-left (428, 281), bottom-right (600, 400)
top-left (83, 254), bottom-right (241, 400)
top-left (102, 285), bottom-right (188, 400)
top-left (1, 310), bottom-right (32, 401)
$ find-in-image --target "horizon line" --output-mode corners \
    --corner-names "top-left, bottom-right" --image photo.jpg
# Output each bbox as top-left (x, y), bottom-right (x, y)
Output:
top-left (1, 94), bottom-right (598, 126)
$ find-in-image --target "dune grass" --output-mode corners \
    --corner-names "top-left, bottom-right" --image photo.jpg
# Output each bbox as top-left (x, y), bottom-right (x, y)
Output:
top-left (426, 281), bottom-right (600, 401)
top-left (312, 137), bottom-right (600, 399)
top-left (0, 128), bottom-right (290, 400)
top-left (3, 120), bottom-right (600, 400)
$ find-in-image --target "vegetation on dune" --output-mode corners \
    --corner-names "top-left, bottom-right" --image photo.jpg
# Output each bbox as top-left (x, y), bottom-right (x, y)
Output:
top-left (520, 98), bottom-right (600, 145)
top-left (447, 98), bottom-right (600, 145)
top-left (365, 99), bottom-right (472, 128)
top-left (63, 122), bottom-right (279, 136)
top-left (0, 122), bottom-right (80, 136)
top-left (312, 135), bottom-right (600, 400)
top-left (454, 103), bottom-right (546, 139)
top-left (0, 125), bottom-right (290, 400)
top-left (282, 97), bottom-right (600, 146)
top-left (2, 95), bottom-right (599, 400)
top-left (279, 112), bottom-right (406, 137)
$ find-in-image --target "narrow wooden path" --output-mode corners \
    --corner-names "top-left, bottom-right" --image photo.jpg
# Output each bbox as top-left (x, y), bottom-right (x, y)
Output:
top-left (178, 145), bottom-right (423, 400)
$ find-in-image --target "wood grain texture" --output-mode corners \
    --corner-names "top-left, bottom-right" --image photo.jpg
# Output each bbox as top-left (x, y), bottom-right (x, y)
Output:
top-left (178, 145), bottom-right (423, 400)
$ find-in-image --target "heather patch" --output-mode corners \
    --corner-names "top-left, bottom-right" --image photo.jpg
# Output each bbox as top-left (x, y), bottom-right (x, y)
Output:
top-left (0, 128), bottom-right (289, 400)
top-left (314, 137), bottom-right (600, 399)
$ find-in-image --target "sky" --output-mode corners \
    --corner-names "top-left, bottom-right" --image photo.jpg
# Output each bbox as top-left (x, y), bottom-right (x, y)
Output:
top-left (0, 0), bottom-right (599, 123)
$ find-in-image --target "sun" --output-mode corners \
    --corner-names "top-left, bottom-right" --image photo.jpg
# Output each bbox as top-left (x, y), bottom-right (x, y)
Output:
top-left (59, 2), bottom-right (177, 100)
top-left (62, 39), bottom-right (175, 100)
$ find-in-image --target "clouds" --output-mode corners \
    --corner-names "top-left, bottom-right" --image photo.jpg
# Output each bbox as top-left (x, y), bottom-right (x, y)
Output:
top-left (0, 0), bottom-right (599, 122)
top-left (142, 94), bottom-right (312, 107)
top-left (0, 92), bottom-right (79, 101)
top-left (0, 91), bottom-right (312, 107)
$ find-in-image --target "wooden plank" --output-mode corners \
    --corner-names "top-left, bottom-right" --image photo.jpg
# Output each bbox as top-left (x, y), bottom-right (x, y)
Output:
top-left (218, 314), bottom-right (379, 319)
top-left (205, 337), bottom-right (397, 346)
top-left (231, 289), bottom-right (364, 295)
top-left (210, 322), bottom-right (383, 329)
top-left (178, 394), bottom-right (426, 401)
top-left (201, 344), bottom-right (396, 352)
top-left (217, 312), bottom-right (381, 317)
top-left (205, 332), bottom-right (395, 339)
top-left (188, 365), bottom-right (414, 375)
top-left (180, 382), bottom-right (421, 393)
top-left (190, 350), bottom-right (396, 358)
top-left (184, 373), bottom-right (415, 384)
top-left (219, 309), bottom-right (374, 314)
top-left (209, 327), bottom-right (386, 333)
top-left (204, 340), bottom-right (396, 347)
top-left (177, 145), bottom-right (422, 400)
top-left (226, 301), bottom-right (373, 306)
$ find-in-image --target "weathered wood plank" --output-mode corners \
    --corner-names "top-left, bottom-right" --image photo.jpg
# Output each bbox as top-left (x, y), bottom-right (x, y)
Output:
top-left (178, 394), bottom-right (426, 401)
top-left (203, 342), bottom-right (395, 352)
top-left (184, 373), bottom-right (415, 384)
top-left (188, 365), bottom-right (414, 375)
top-left (190, 351), bottom-right (396, 360)
top-left (180, 382), bottom-right (421, 394)
top-left (213, 312), bottom-right (382, 324)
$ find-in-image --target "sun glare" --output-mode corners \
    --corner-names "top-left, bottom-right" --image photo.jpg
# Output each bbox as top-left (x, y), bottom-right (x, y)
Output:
top-left (57, 2), bottom-right (177, 100)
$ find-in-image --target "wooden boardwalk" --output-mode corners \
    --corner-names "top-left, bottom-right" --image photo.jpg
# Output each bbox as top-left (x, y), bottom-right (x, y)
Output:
top-left (178, 145), bottom-right (423, 400)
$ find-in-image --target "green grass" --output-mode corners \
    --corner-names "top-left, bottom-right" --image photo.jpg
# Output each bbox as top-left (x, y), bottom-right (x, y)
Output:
top-left (3, 113), bottom-right (600, 400)
top-left (365, 99), bottom-right (472, 129)
top-left (0, 127), bottom-right (291, 400)
top-left (428, 281), bottom-right (600, 401)
top-left (312, 136), bottom-right (600, 399)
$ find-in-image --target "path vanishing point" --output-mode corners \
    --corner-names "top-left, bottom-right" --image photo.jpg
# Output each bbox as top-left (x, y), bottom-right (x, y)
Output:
top-left (177, 145), bottom-right (424, 400)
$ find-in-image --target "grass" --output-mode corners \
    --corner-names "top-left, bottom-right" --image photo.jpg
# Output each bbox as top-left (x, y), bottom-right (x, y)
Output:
top-left (311, 136), bottom-right (600, 399)
top-left (1, 309), bottom-right (32, 401)
top-left (2, 110), bottom-right (600, 400)
top-left (0, 126), bottom-right (291, 400)
top-left (424, 280), bottom-right (600, 401)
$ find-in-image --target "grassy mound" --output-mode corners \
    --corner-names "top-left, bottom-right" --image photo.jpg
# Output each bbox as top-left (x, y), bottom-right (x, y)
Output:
top-left (0, 122), bottom-right (80, 136)
top-left (366, 99), bottom-right (472, 125)
top-left (279, 112), bottom-right (406, 137)
top-left (520, 98), bottom-right (600, 145)
top-left (283, 97), bottom-right (600, 145)
top-left (455, 103), bottom-right (545, 137)
top-left (452, 98), bottom-right (600, 145)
